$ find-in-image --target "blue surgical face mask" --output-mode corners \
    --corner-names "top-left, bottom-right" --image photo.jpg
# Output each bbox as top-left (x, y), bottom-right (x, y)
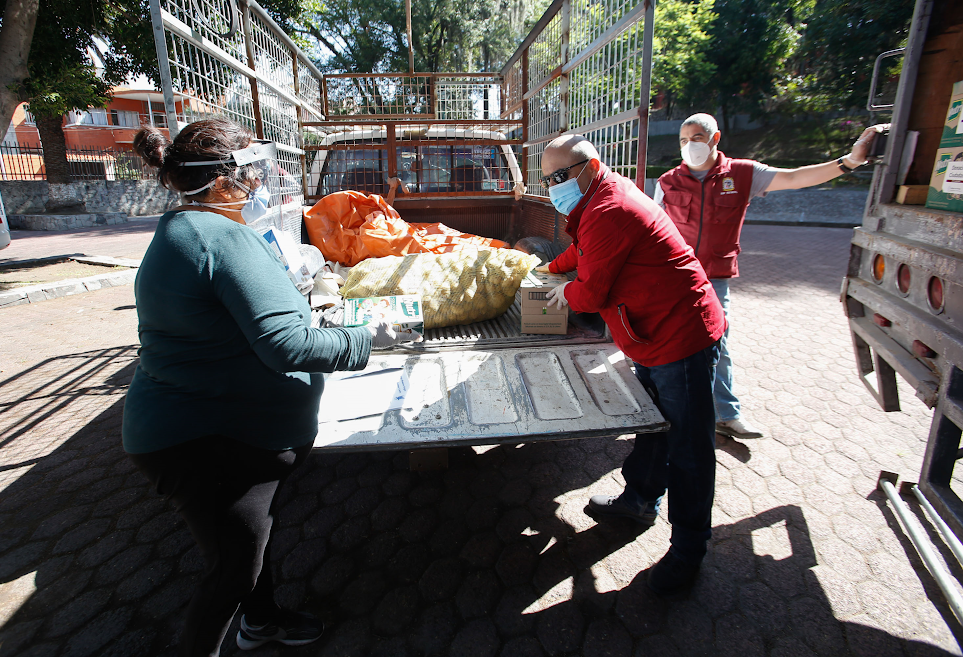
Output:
top-left (548, 166), bottom-right (587, 215)
top-left (240, 183), bottom-right (271, 223)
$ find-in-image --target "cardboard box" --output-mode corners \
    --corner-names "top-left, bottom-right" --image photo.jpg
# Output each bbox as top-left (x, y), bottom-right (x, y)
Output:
top-left (516, 271), bottom-right (569, 316)
top-left (942, 80), bottom-right (963, 147)
top-left (520, 314), bottom-right (568, 335)
top-left (896, 185), bottom-right (929, 205)
top-left (344, 295), bottom-right (425, 336)
top-left (925, 146), bottom-right (963, 213)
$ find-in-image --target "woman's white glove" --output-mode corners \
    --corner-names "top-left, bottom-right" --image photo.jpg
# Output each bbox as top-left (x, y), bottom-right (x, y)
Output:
top-left (546, 281), bottom-right (570, 309)
top-left (367, 321), bottom-right (424, 349)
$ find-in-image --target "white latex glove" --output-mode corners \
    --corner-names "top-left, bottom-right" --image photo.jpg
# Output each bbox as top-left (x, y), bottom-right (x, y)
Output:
top-left (367, 321), bottom-right (424, 349)
top-left (534, 264), bottom-right (552, 274)
top-left (513, 181), bottom-right (526, 201)
top-left (546, 281), bottom-right (570, 309)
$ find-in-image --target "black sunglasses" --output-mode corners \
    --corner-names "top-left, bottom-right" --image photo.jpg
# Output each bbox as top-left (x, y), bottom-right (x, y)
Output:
top-left (539, 159), bottom-right (589, 189)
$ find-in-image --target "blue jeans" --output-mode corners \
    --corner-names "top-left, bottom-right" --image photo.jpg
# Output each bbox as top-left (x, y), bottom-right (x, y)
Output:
top-left (711, 278), bottom-right (740, 422)
top-left (621, 341), bottom-right (721, 564)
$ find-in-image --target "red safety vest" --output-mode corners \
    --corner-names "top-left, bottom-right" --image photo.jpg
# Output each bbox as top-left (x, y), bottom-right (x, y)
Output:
top-left (658, 152), bottom-right (756, 279)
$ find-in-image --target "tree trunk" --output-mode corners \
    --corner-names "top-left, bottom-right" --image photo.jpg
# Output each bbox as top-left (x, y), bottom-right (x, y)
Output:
top-left (37, 114), bottom-right (86, 212)
top-left (0, 0), bottom-right (40, 138)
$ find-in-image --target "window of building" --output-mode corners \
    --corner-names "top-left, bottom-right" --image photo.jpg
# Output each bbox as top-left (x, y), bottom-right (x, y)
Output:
top-left (110, 109), bottom-right (140, 127)
top-left (80, 108), bottom-right (109, 126)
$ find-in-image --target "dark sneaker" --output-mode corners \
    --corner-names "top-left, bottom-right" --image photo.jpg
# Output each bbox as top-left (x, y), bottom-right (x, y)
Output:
top-left (647, 551), bottom-right (701, 596)
top-left (586, 494), bottom-right (658, 525)
top-left (236, 610), bottom-right (324, 650)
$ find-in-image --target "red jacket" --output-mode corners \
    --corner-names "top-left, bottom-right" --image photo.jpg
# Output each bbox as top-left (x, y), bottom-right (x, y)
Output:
top-left (548, 166), bottom-right (726, 367)
top-left (658, 152), bottom-right (755, 278)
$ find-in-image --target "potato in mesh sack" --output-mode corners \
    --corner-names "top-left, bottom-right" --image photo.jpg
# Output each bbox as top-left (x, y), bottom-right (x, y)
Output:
top-left (341, 249), bottom-right (540, 329)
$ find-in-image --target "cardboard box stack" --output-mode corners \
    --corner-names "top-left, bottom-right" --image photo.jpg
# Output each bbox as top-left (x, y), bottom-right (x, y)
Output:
top-left (517, 270), bottom-right (570, 334)
top-left (926, 80), bottom-right (963, 213)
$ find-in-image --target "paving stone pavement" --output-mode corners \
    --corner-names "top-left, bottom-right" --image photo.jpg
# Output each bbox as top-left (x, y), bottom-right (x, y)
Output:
top-left (1, 224), bottom-right (962, 657)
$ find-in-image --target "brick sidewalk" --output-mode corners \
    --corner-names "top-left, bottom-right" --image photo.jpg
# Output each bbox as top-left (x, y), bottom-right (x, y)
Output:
top-left (0, 225), bottom-right (960, 656)
top-left (0, 217), bottom-right (159, 264)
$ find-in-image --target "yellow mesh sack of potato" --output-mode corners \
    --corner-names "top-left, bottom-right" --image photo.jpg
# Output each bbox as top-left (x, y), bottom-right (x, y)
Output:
top-left (341, 249), bottom-right (540, 329)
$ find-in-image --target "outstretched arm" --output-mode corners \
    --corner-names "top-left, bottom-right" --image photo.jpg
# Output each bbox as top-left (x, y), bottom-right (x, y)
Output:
top-left (765, 125), bottom-right (886, 192)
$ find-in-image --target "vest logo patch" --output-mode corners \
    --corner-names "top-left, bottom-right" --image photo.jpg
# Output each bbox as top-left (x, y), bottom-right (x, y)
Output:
top-left (722, 177), bottom-right (735, 192)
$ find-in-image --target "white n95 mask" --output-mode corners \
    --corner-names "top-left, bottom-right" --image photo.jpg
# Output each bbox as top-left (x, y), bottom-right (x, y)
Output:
top-left (681, 141), bottom-right (711, 168)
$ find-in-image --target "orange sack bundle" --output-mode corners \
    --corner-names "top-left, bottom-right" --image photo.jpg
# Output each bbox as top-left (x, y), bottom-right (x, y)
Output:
top-left (303, 191), bottom-right (508, 266)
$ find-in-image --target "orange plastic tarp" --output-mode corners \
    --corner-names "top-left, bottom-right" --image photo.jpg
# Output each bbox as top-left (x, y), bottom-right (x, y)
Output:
top-left (303, 191), bottom-right (508, 266)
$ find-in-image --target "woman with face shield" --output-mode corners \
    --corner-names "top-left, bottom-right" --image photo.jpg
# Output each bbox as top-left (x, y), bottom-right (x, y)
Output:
top-left (124, 118), bottom-right (418, 656)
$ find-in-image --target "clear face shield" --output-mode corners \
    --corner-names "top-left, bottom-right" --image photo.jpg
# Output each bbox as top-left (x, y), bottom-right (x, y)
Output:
top-left (179, 140), bottom-right (284, 231)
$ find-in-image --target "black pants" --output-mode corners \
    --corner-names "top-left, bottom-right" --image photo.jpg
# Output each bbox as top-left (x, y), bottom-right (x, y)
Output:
top-left (130, 436), bottom-right (311, 657)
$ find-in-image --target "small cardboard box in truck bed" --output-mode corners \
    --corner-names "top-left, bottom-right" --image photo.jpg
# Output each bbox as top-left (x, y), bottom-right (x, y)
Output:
top-left (517, 271), bottom-right (569, 334)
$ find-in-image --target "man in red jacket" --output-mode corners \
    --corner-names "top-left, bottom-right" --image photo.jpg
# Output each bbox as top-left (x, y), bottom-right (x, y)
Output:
top-left (537, 134), bottom-right (726, 595)
top-left (657, 113), bottom-right (883, 440)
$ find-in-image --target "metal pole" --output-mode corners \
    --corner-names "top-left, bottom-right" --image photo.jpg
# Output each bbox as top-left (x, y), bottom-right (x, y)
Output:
top-left (878, 474), bottom-right (963, 625)
top-left (239, 0), bottom-right (265, 139)
top-left (148, 0), bottom-right (181, 139)
top-left (634, 0), bottom-right (655, 190)
top-left (558, 0), bottom-right (571, 134)
top-left (406, 0), bottom-right (415, 76)
top-left (907, 483), bottom-right (963, 567)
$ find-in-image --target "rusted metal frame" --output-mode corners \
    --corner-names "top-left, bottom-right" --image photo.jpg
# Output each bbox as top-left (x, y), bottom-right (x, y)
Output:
top-left (522, 66), bottom-right (564, 103)
top-left (406, 0), bottom-right (414, 74)
top-left (321, 76), bottom-right (329, 117)
top-left (323, 72), bottom-right (498, 79)
top-left (386, 122), bottom-right (398, 179)
top-left (240, 2), bottom-right (264, 138)
top-left (634, 0), bottom-right (655, 189)
top-left (395, 139), bottom-right (524, 146)
top-left (522, 48), bottom-right (530, 197)
top-left (293, 50), bottom-right (308, 200)
top-left (305, 191), bottom-right (514, 200)
top-left (875, 0), bottom-right (933, 208)
top-left (561, 0), bottom-right (649, 77)
top-left (500, 0), bottom-right (564, 75)
top-left (559, 0), bottom-right (571, 133)
top-left (304, 113), bottom-right (436, 122)
top-left (304, 144), bottom-right (389, 151)
top-left (524, 131), bottom-right (563, 148)
top-left (303, 119), bottom-right (522, 127)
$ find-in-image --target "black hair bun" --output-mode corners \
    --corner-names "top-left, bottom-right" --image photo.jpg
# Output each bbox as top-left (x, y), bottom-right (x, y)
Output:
top-left (133, 127), bottom-right (171, 169)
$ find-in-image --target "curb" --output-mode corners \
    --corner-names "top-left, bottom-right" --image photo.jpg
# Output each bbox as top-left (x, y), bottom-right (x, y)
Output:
top-left (0, 256), bottom-right (140, 308)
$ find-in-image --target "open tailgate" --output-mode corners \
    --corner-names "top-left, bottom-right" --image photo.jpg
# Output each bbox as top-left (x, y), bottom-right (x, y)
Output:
top-left (314, 344), bottom-right (667, 451)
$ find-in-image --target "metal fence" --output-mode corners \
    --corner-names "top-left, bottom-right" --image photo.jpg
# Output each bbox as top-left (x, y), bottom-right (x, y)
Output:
top-left (500, 0), bottom-right (654, 198)
top-left (0, 144), bottom-right (154, 181)
top-left (150, 0), bottom-right (325, 239)
top-left (304, 74), bottom-right (522, 201)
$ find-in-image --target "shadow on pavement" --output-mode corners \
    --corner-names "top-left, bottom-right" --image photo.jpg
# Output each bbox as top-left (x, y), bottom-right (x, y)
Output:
top-left (1, 377), bottom-right (960, 657)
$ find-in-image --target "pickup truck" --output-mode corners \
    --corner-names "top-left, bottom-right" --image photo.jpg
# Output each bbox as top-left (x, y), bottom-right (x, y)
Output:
top-left (149, 0), bottom-right (665, 455)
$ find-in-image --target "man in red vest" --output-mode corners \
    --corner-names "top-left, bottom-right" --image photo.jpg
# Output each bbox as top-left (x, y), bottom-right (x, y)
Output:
top-left (656, 113), bottom-right (883, 441)
top-left (536, 134), bottom-right (726, 595)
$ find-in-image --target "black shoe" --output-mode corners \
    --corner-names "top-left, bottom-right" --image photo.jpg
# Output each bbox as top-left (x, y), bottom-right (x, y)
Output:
top-left (647, 551), bottom-right (701, 596)
top-left (586, 494), bottom-right (658, 525)
top-left (236, 610), bottom-right (324, 650)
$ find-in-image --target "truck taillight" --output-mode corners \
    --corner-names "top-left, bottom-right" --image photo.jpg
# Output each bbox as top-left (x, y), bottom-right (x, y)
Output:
top-left (897, 264), bottom-right (911, 294)
top-left (928, 277), bottom-right (944, 313)
top-left (873, 254), bottom-right (885, 282)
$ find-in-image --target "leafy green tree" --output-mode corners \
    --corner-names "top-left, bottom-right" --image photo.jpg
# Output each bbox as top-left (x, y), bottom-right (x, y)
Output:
top-left (795, 0), bottom-right (913, 110)
top-left (297, 0), bottom-right (547, 74)
top-left (704, 0), bottom-right (813, 131)
top-left (652, 0), bottom-right (717, 118)
top-left (0, 0), bottom-right (40, 142)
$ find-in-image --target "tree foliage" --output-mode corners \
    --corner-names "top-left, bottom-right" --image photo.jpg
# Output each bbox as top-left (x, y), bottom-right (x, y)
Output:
top-left (652, 0), bottom-right (717, 118)
top-left (794, 0), bottom-right (914, 110)
top-left (295, 0), bottom-right (548, 73)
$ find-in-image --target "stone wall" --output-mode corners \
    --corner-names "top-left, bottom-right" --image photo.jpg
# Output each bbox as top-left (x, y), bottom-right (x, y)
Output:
top-left (0, 180), bottom-right (179, 217)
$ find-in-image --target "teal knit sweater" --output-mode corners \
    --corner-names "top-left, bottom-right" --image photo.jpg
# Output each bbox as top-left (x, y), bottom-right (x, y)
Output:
top-left (122, 210), bottom-right (371, 454)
